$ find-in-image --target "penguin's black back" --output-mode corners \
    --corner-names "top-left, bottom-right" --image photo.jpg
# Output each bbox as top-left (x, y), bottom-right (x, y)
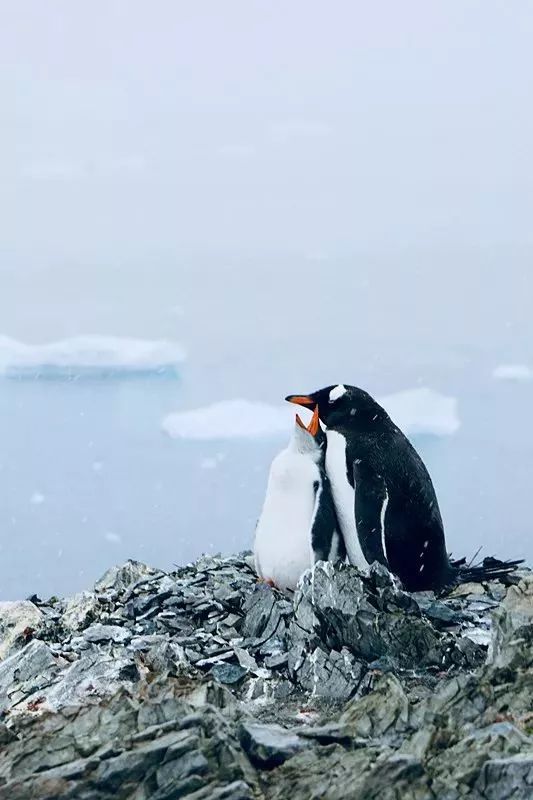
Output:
top-left (343, 419), bottom-right (454, 591)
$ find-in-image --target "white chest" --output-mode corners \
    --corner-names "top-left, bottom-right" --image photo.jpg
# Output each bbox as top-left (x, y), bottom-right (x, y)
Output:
top-left (325, 429), bottom-right (367, 571)
top-left (254, 450), bottom-right (319, 591)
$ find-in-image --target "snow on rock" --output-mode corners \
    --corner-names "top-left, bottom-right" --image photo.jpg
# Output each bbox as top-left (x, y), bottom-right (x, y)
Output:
top-left (0, 601), bottom-right (43, 660)
top-left (381, 387), bottom-right (460, 436)
top-left (492, 363), bottom-right (532, 382)
top-left (0, 336), bottom-right (186, 378)
top-left (163, 388), bottom-right (460, 441)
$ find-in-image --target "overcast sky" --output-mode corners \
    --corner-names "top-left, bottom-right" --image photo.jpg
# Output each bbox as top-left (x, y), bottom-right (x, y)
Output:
top-left (1, 1), bottom-right (532, 270)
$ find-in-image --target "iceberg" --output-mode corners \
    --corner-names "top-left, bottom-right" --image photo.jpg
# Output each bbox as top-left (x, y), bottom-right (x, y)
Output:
top-left (0, 336), bottom-right (186, 379)
top-left (380, 387), bottom-right (460, 436)
top-left (492, 363), bottom-right (532, 382)
top-left (162, 399), bottom-right (292, 440)
top-left (162, 387), bottom-right (460, 441)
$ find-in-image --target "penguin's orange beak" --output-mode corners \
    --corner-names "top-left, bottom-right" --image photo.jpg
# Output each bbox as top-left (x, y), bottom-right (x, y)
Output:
top-left (295, 406), bottom-right (320, 436)
top-left (295, 414), bottom-right (307, 430)
top-left (286, 394), bottom-right (314, 407)
top-left (307, 405), bottom-right (320, 436)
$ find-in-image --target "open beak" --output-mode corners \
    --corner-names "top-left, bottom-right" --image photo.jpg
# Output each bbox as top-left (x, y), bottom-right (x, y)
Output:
top-left (294, 406), bottom-right (320, 436)
top-left (285, 394), bottom-right (314, 407)
top-left (307, 405), bottom-right (320, 436)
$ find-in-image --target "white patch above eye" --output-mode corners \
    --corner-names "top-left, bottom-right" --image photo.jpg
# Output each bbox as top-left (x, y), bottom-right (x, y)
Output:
top-left (329, 384), bottom-right (347, 403)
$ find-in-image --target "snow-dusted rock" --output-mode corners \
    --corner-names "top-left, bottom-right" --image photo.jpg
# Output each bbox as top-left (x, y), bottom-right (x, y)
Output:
top-left (0, 601), bottom-right (43, 661)
top-left (0, 554), bottom-right (530, 800)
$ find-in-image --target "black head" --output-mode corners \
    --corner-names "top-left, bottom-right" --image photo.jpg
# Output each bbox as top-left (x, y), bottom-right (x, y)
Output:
top-left (286, 384), bottom-right (389, 431)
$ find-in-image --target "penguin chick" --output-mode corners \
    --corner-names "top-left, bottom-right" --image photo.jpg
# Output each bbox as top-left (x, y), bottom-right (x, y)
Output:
top-left (254, 406), bottom-right (344, 592)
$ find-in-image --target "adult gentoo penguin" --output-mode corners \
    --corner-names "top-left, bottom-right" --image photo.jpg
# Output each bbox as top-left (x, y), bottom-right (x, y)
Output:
top-left (254, 406), bottom-right (345, 592)
top-left (287, 385), bottom-right (520, 592)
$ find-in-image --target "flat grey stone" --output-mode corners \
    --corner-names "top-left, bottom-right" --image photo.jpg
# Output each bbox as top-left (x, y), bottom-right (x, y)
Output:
top-left (239, 721), bottom-right (308, 768)
top-left (210, 663), bottom-right (247, 685)
top-left (83, 624), bottom-right (131, 644)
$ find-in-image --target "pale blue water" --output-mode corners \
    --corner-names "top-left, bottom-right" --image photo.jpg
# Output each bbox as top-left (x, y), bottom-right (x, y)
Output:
top-left (0, 375), bottom-right (276, 599)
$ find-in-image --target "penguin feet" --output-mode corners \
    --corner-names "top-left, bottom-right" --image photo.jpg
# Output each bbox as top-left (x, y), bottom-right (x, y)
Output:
top-left (257, 576), bottom-right (277, 588)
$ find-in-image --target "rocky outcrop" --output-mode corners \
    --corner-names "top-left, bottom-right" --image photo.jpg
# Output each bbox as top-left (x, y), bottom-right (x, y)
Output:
top-left (0, 601), bottom-right (43, 661)
top-left (0, 554), bottom-right (532, 799)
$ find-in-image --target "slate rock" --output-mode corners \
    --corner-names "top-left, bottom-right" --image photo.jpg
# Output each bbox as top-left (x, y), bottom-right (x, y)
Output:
top-left (61, 592), bottom-right (100, 633)
top-left (239, 721), bottom-right (308, 768)
top-left (0, 553), bottom-right (528, 800)
top-left (240, 586), bottom-right (282, 644)
top-left (297, 646), bottom-right (363, 701)
top-left (489, 574), bottom-right (533, 669)
top-left (0, 640), bottom-right (59, 713)
top-left (293, 561), bottom-right (450, 669)
top-left (0, 601), bottom-right (43, 660)
top-left (31, 650), bottom-right (139, 712)
top-left (340, 673), bottom-right (410, 738)
top-left (83, 623), bottom-right (131, 645)
top-left (0, 722), bottom-right (17, 744)
top-left (211, 663), bottom-right (248, 685)
top-left (474, 754), bottom-right (533, 800)
top-left (94, 560), bottom-right (163, 596)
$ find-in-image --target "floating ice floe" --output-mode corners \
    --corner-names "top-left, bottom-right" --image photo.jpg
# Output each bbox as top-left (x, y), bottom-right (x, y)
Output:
top-left (199, 453), bottom-right (226, 470)
top-left (492, 363), bottom-right (532, 382)
top-left (162, 400), bottom-right (292, 440)
top-left (162, 387), bottom-right (460, 441)
top-left (380, 387), bottom-right (460, 437)
top-left (0, 336), bottom-right (186, 379)
top-left (30, 492), bottom-right (45, 506)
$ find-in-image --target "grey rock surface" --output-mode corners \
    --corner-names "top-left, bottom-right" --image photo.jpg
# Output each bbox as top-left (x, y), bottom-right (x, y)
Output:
top-left (0, 601), bottom-right (42, 660)
top-left (0, 553), bottom-right (531, 799)
top-left (61, 591), bottom-right (100, 633)
top-left (239, 721), bottom-right (309, 768)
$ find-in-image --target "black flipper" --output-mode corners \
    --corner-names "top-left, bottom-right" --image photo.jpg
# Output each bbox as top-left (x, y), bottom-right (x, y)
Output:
top-left (353, 461), bottom-right (389, 568)
top-left (311, 474), bottom-right (344, 564)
